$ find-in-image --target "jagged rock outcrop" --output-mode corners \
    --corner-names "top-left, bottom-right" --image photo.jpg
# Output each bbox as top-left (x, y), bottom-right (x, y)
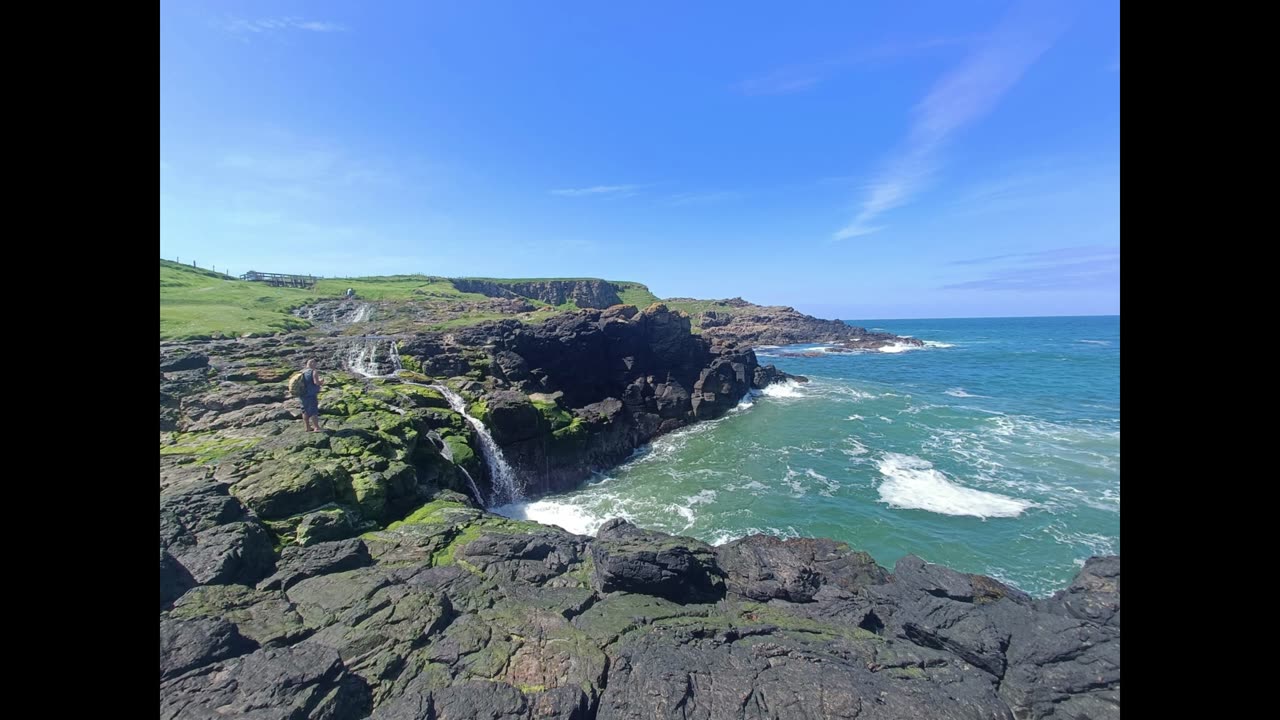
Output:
top-left (451, 278), bottom-right (623, 309)
top-left (670, 298), bottom-right (923, 349)
top-left (399, 304), bottom-right (793, 494)
top-left (159, 491), bottom-right (1120, 720)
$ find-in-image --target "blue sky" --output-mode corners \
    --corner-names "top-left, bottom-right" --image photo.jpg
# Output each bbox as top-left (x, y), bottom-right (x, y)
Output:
top-left (160, 1), bottom-right (1119, 319)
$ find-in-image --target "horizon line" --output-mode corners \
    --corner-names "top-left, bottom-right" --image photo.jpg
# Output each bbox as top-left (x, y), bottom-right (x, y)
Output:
top-left (840, 313), bottom-right (1119, 321)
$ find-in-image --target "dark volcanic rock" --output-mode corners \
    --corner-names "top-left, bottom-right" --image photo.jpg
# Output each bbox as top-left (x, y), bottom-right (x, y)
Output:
top-left (486, 390), bottom-right (544, 445)
top-left (160, 616), bottom-right (255, 680)
top-left (717, 534), bottom-right (888, 602)
top-left (257, 539), bottom-right (373, 593)
top-left (429, 304), bottom-right (797, 494)
top-left (160, 549), bottom-right (196, 609)
top-left (158, 481), bottom-right (1119, 719)
top-left (159, 643), bottom-right (371, 720)
top-left (597, 622), bottom-right (1015, 720)
top-left (160, 351), bottom-right (210, 373)
top-left (161, 482), bottom-right (276, 587)
top-left (591, 519), bottom-right (724, 603)
top-left (451, 278), bottom-right (623, 309)
top-left (681, 299), bottom-right (922, 350)
top-left (1040, 555), bottom-right (1120, 627)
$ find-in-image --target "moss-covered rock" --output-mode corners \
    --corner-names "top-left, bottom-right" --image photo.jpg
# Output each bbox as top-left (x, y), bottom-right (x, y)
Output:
top-left (395, 384), bottom-right (450, 410)
top-left (170, 585), bottom-right (308, 648)
top-left (296, 505), bottom-right (359, 546)
top-left (466, 397), bottom-right (490, 425)
top-left (531, 399), bottom-right (573, 432)
top-left (231, 459), bottom-right (348, 520)
top-left (345, 462), bottom-right (418, 523)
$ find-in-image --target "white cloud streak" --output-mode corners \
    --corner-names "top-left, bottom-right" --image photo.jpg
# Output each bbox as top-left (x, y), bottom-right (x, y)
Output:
top-left (550, 185), bottom-right (644, 198)
top-left (222, 17), bottom-right (346, 35)
top-left (834, 3), bottom-right (1068, 240)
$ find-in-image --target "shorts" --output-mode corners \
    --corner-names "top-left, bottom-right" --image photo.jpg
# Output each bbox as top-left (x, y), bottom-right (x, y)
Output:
top-left (301, 393), bottom-right (320, 416)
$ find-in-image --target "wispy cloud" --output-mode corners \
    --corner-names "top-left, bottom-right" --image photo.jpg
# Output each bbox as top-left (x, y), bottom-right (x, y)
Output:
top-left (941, 156), bottom-right (1118, 219)
top-left (943, 245), bottom-right (1118, 291)
top-left (221, 17), bottom-right (346, 35)
top-left (834, 3), bottom-right (1069, 240)
top-left (550, 184), bottom-right (644, 198)
top-left (667, 191), bottom-right (740, 206)
top-left (950, 245), bottom-right (1116, 266)
top-left (736, 37), bottom-right (969, 96)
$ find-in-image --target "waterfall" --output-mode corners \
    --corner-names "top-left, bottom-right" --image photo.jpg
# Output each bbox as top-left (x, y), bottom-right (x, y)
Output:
top-left (349, 303), bottom-right (371, 323)
top-left (429, 384), bottom-right (523, 507)
top-left (346, 342), bottom-right (381, 378)
top-left (457, 466), bottom-right (486, 507)
top-left (429, 429), bottom-right (486, 506)
top-left (345, 337), bottom-right (404, 378)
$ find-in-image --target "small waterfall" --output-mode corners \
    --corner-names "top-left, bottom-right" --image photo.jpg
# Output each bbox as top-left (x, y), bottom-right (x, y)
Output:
top-left (346, 342), bottom-right (381, 377)
top-left (427, 429), bottom-right (486, 506)
top-left (349, 303), bottom-right (371, 323)
top-left (429, 384), bottom-right (522, 507)
top-left (345, 337), bottom-right (406, 378)
top-left (457, 466), bottom-right (486, 507)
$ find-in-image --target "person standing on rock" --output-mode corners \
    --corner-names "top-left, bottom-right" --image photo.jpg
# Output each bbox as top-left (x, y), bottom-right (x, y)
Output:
top-left (300, 359), bottom-right (324, 432)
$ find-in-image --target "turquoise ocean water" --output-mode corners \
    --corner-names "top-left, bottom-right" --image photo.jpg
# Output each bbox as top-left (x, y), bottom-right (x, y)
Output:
top-left (497, 316), bottom-right (1120, 596)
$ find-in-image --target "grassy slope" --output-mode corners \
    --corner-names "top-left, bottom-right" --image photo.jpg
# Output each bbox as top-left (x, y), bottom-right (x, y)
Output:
top-left (159, 260), bottom-right (667, 341)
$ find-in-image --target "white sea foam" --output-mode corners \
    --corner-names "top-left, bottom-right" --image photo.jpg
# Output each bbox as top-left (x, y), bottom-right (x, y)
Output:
top-left (876, 452), bottom-right (1032, 518)
top-left (687, 489), bottom-right (718, 505)
top-left (805, 468), bottom-right (841, 496)
top-left (669, 503), bottom-right (698, 529)
top-left (783, 467), bottom-right (805, 495)
top-left (924, 340), bottom-right (955, 348)
top-left (878, 342), bottom-right (919, 354)
top-left (761, 380), bottom-right (807, 398)
top-left (944, 387), bottom-right (988, 398)
top-left (492, 498), bottom-right (613, 536)
top-left (1078, 339), bottom-right (1110, 346)
top-left (847, 414), bottom-right (865, 421)
top-left (842, 438), bottom-right (869, 456)
top-left (708, 526), bottom-right (802, 546)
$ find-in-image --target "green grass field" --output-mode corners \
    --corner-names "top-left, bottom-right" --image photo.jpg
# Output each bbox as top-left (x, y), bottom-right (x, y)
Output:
top-left (160, 259), bottom-right (667, 341)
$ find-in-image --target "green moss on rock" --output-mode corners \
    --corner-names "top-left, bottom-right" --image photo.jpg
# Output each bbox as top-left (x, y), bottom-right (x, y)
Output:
top-left (531, 399), bottom-right (573, 432)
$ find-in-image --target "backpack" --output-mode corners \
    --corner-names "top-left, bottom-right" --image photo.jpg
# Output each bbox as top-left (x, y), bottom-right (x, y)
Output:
top-left (287, 371), bottom-right (308, 397)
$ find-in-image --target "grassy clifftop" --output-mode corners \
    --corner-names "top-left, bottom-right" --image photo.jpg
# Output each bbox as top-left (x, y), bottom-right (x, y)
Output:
top-left (159, 260), bottom-right (661, 341)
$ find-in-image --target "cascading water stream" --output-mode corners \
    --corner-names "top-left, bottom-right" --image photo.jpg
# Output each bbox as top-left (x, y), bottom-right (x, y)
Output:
top-left (346, 341), bottom-right (380, 378)
top-left (428, 384), bottom-right (523, 507)
top-left (428, 430), bottom-right (486, 506)
top-left (340, 340), bottom-right (517, 507)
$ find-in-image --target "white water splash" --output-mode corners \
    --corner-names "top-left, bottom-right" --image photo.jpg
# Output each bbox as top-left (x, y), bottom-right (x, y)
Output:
top-left (945, 387), bottom-right (988, 398)
top-left (390, 342), bottom-right (403, 372)
top-left (878, 342), bottom-right (922, 354)
top-left (346, 342), bottom-right (380, 377)
top-left (430, 384), bottom-right (523, 506)
top-left (760, 380), bottom-right (806, 398)
top-left (876, 452), bottom-right (1031, 518)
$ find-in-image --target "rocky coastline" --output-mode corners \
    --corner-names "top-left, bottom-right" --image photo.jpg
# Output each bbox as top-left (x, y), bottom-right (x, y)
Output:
top-left (160, 298), bottom-right (1118, 719)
